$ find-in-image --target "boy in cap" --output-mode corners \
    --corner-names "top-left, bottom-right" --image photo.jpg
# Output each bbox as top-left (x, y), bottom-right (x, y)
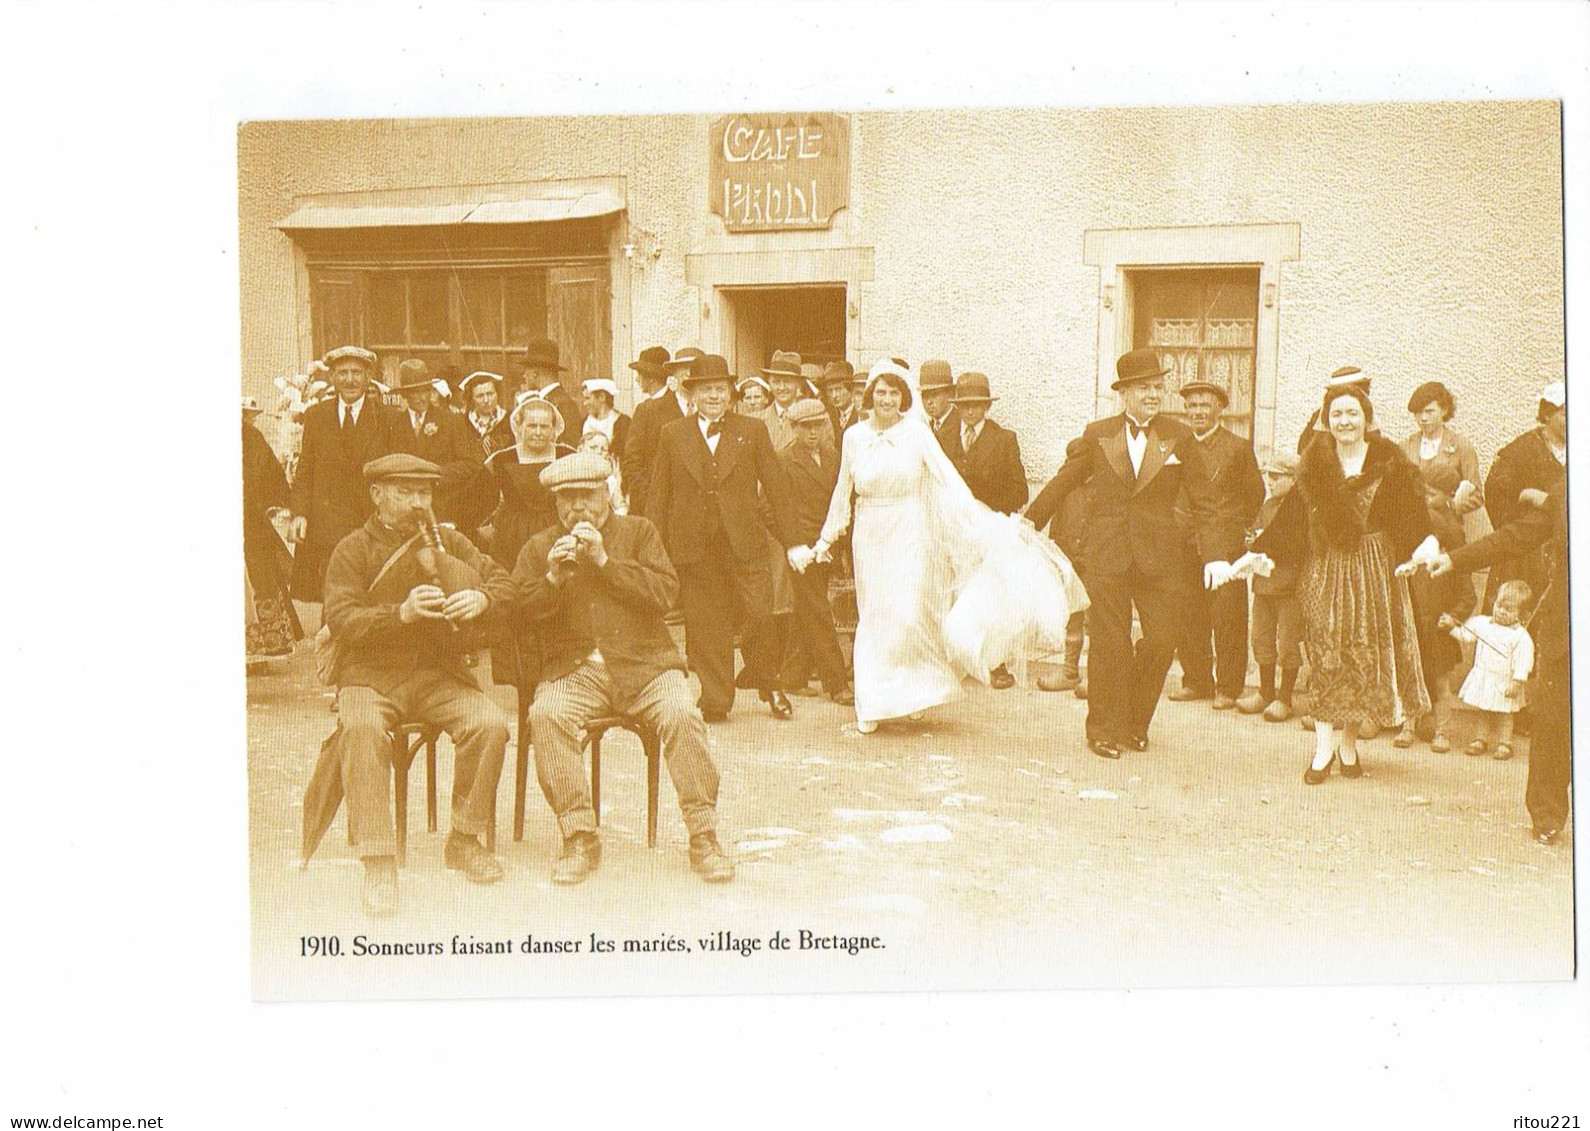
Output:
top-left (317, 454), bottom-right (515, 916)
top-left (515, 451), bottom-right (735, 884)
top-left (776, 398), bottom-right (856, 705)
top-left (1236, 450), bottom-right (1305, 721)
top-left (288, 345), bottom-right (405, 603)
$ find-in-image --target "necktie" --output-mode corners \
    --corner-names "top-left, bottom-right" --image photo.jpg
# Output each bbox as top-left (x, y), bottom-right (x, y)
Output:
top-left (963, 424), bottom-right (975, 450)
top-left (706, 420), bottom-right (722, 438)
top-left (341, 405), bottom-right (351, 430)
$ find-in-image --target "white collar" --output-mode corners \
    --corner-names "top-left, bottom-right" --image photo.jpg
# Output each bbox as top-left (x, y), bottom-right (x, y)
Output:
top-left (340, 396), bottom-right (366, 419)
top-left (1194, 425), bottom-right (1219, 443)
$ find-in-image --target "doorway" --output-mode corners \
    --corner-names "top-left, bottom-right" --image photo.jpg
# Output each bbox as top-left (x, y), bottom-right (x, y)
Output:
top-left (718, 285), bottom-right (847, 376)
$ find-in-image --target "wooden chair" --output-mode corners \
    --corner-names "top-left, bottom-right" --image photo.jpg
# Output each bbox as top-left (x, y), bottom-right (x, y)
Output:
top-left (584, 714), bottom-right (663, 848)
top-left (390, 723), bottom-right (498, 866)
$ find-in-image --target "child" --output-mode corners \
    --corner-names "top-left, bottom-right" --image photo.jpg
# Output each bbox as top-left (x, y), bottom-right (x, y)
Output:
top-left (1237, 450), bottom-right (1304, 721)
top-left (577, 430), bottom-right (628, 515)
top-left (1439, 579), bottom-right (1535, 760)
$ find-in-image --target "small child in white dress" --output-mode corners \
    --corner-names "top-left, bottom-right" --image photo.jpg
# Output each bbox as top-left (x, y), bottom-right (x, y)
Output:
top-left (1439, 579), bottom-right (1535, 760)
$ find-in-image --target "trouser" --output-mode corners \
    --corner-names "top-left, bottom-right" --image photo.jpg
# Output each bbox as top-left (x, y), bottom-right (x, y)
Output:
top-left (1527, 654), bottom-right (1572, 834)
top-left (529, 663), bottom-right (721, 840)
top-left (1178, 573), bottom-right (1250, 698)
top-left (1251, 591), bottom-right (1302, 669)
top-left (1084, 565), bottom-right (1180, 744)
top-left (778, 562), bottom-right (850, 694)
top-left (678, 547), bottom-right (779, 716)
top-left (338, 671), bottom-right (510, 857)
top-left (1063, 610), bottom-right (1086, 673)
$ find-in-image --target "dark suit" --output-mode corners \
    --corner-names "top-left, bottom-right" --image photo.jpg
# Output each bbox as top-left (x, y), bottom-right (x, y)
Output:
top-left (827, 402), bottom-right (862, 445)
top-left (644, 411), bottom-right (796, 715)
top-left (623, 391), bottom-right (687, 514)
top-left (1027, 413), bottom-right (1220, 745)
top-left (289, 396), bottom-right (405, 602)
top-left (1481, 427), bottom-right (1564, 606)
top-left (1174, 426), bottom-right (1265, 698)
top-left (954, 418), bottom-right (1029, 515)
top-left (398, 408), bottom-right (490, 532)
top-left (927, 406), bottom-right (964, 462)
top-left (776, 443), bottom-right (850, 695)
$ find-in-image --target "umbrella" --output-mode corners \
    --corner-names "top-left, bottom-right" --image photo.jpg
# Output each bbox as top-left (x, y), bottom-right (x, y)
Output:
top-left (300, 728), bottom-right (346, 867)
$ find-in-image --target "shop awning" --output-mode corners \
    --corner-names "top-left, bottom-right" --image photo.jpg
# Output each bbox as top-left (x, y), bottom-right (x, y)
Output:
top-left (277, 177), bottom-right (626, 230)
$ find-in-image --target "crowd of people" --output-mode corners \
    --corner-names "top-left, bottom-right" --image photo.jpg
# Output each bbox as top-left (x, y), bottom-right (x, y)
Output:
top-left (242, 335), bottom-right (1572, 918)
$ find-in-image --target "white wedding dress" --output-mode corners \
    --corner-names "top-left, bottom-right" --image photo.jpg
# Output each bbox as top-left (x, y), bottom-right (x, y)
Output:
top-left (819, 409), bottom-right (1088, 726)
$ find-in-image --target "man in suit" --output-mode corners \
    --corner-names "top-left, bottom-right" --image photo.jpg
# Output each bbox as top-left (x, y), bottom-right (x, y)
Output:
top-left (823, 361), bottom-right (862, 439)
top-left (643, 354), bottom-right (798, 722)
top-left (1168, 378), bottom-right (1265, 709)
top-left (515, 451), bottom-right (735, 885)
top-left (1025, 348), bottom-right (1222, 759)
top-left (392, 358), bottom-right (490, 535)
top-left (288, 345), bottom-right (405, 603)
top-left (759, 351), bottom-right (836, 452)
top-left (950, 371), bottom-right (1029, 690)
top-left (776, 399), bottom-right (855, 705)
top-left (919, 359), bottom-right (963, 462)
top-left (623, 346), bottom-right (698, 514)
top-left (520, 338), bottom-right (584, 449)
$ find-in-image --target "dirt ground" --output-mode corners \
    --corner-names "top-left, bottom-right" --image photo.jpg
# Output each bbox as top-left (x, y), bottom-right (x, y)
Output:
top-left (248, 618), bottom-right (1574, 1002)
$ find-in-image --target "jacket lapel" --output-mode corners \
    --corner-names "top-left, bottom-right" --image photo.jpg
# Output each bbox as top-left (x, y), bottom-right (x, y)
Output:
top-left (713, 416), bottom-right (747, 481)
top-left (1099, 415), bottom-right (1135, 487)
top-left (679, 416), bottom-right (714, 490)
top-left (1134, 418), bottom-right (1171, 495)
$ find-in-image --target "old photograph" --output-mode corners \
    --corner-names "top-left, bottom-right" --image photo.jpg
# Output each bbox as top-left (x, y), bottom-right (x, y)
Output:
top-left (240, 100), bottom-right (1572, 1002)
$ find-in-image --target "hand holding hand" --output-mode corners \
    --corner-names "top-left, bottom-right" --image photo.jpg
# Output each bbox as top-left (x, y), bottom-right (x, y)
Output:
top-left (812, 541), bottom-right (833, 564)
top-left (442, 589), bottom-right (488, 622)
top-left (787, 545), bottom-right (815, 574)
top-left (400, 584), bottom-right (448, 623)
top-left (1426, 553), bottom-right (1455, 578)
top-left (1393, 561), bottom-right (1420, 578)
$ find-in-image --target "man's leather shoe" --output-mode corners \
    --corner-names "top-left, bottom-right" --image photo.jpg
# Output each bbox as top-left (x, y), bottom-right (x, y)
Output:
top-left (444, 834), bottom-right (503, 885)
top-left (1087, 737), bottom-right (1122, 760)
top-left (789, 683), bottom-right (821, 697)
top-left (1212, 694), bottom-right (1238, 711)
top-left (764, 689), bottom-right (794, 720)
top-left (362, 858), bottom-right (399, 918)
top-left (701, 708), bottom-right (729, 723)
top-left (689, 833), bottom-right (736, 882)
top-left (989, 665), bottom-right (1016, 690)
top-left (1168, 686), bottom-right (1212, 702)
top-left (1235, 691), bottom-right (1269, 715)
top-left (552, 832), bottom-right (601, 885)
top-left (1124, 733), bottom-right (1148, 752)
top-left (831, 687), bottom-right (855, 706)
top-left (1036, 669), bottom-right (1078, 692)
top-left (1262, 699), bottom-right (1293, 722)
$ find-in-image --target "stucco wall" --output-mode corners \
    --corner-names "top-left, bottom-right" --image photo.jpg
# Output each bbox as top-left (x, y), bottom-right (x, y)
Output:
top-left (239, 100), bottom-right (1563, 483)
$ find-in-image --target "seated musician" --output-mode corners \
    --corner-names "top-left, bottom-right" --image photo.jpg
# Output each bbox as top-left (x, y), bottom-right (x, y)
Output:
top-left (513, 451), bottom-right (734, 886)
top-left (321, 453), bottom-right (515, 917)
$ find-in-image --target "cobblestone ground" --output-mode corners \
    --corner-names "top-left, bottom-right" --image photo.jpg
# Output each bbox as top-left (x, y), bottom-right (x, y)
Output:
top-left (248, 617), bottom-right (1573, 1001)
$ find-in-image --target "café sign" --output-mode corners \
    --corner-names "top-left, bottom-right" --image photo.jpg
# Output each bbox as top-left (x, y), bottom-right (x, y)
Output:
top-left (710, 113), bottom-right (851, 233)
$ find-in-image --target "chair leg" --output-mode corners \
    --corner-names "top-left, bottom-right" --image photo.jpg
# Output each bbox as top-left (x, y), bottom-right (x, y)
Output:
top-left (590, 736), bottom-right (603, 827)
top-left (513, 727), bottom-right (530, 842)
top-left (645, 734), bottom-right (661, 850)
top-left (425, 736), bottom-right (438, 834)
top-left (486, 740), bottom-right (499, 854)
top-left (392, 734), bottom-right (411, 869)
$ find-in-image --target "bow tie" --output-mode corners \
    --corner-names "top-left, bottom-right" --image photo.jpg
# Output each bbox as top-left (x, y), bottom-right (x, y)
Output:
top-left (705, 419), bottom-right (722, 438)
top-left (1127, 420), bottom-right (1148, 441)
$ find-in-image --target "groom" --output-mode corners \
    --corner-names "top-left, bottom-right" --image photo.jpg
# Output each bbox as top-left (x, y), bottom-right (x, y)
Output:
top-left (1026, 348), bottom-right (1223, 759)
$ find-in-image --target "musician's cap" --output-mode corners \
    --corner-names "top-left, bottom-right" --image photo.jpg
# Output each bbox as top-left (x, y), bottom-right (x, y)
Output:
top-left (539, 450), bottom-right (612, 492)
top-left (363, 453), bottom-right (443, 485)
top-left (787, 398), bottom-right (828, 426)
top-left (323, 345), bottom-right (378, 369)
top-left (1260, 449), bottom-right (1300, 475)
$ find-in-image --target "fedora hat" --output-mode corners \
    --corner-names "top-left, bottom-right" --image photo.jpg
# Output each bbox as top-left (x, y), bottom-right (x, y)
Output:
top-left (949, 372), bottom-right (997, 404)
top-left (521, 338), bottom-right (566, 372)
top-left (1177, 378), bottom-right (1230, 407)
top-left (1111, 348), bottom-right (1170, 391)
top-left (393, 358), bottom-right (432, 392)
top-left (820, 360), bottom-right (855, 387)
top-left (679, 354), bottom-right (733, 386)
top-left (761, 350), bottom-right (804, 380)
top-left (918, 359), bottom-right (954, 392)
top-left (629, 345), bottom-right (672, 375)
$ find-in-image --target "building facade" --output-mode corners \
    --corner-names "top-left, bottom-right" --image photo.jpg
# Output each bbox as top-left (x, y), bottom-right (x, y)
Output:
top-left (239, 101), bottom-right (1564, 477)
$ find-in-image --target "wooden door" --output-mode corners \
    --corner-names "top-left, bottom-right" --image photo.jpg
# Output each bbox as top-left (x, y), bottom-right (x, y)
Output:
top-left (547, 264), bottom-right (611, 394)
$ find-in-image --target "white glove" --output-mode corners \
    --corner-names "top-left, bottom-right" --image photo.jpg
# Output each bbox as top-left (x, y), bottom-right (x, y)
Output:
top-left (1409, 534), bottom-right (1442, 568)
top-left (1203, 561), bottom-right (1232, 590)
top-left (786, 545), bottom-right (815, 574)
top-left (812, 540), bottom-right (834, 564)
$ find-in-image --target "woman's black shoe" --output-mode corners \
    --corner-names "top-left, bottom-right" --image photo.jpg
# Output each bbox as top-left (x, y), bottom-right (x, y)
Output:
top-left (1338, 753), bottom-right (1364, 778)
top-left (1303, 753), bottom-right (1337, 785)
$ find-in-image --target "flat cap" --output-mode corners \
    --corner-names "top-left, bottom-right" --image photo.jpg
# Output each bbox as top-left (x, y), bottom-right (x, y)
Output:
top-left (787, 398), bottom-right (829, 426)
top-left (363, 453), bottom-right (443, 484)
top-left (538, 450), bottom-right (613, 492)
top-left (323, 345), bottom-right (378, 368)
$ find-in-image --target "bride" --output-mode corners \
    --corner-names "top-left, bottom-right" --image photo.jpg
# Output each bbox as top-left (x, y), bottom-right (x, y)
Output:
top-left (801, 360), bottom-right (1088, 733)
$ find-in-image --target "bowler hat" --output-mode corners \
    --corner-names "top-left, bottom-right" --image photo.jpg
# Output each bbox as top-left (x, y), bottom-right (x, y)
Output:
top-left (919, 359), bottom-right (954, 392)
top-left (393, 358), bottom-right (432, 392)
top-left (363, 453), bottom-right (442, 484)
top-left (629, 346), bottom-right (672, 377)
top-left (1111, 348), bottom-right (1170, 391)
top-left (949, 372), bottom-right (997, 403)
top-left (679, 354), bottom-right (734, 386)
top-left (665, 346), bottom-right (707, 372)
top-left (1177, 378), bottom-right (1230, 407)
top-left (539, 450), bottom-right (613, 492)
top-left (522, 338), bottom-right (566, 372)
top-left (820, 361), bottom-right (855, 387)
